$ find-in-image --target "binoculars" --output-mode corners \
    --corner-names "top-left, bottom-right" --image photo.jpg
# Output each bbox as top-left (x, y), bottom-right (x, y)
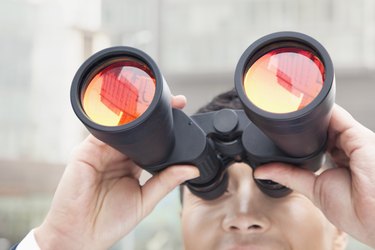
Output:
top-left (71, 31), bottom-right (335, 200)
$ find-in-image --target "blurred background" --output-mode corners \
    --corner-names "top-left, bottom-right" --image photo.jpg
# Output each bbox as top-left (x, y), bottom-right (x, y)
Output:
top-left (0, 0), bottom-right (374, 249)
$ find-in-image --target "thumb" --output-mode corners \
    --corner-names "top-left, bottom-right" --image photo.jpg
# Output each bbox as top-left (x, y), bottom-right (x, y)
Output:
top-left (254, 163), bottom-right (317, 202)
top-left (141, 165), bottom-right (199, 215)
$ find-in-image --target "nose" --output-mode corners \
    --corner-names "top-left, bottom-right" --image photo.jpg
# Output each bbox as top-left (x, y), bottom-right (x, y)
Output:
top-left (221, 171), bottom-right (271, 233)
top-left (221, 163), bottom-right (272, 234)
top-left (222, 210), bottom-right (271, 234)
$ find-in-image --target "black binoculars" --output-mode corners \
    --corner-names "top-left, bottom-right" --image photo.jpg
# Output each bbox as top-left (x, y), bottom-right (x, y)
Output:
top-left (71, 31), bottom-right (335, 200)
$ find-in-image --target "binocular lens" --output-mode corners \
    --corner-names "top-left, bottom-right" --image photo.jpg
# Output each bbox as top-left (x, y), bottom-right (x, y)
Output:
top-left (82, 59), bottom-right (156, 126)
top-left (244, 47), bottom-right (325, 113)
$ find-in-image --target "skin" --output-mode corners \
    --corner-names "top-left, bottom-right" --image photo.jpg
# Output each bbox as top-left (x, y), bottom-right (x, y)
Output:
top-left (181, 163), bottom-right (347, 250)
top-left (34, 95), bottom-right (199, 250)
top-left (255, 104), bottom-right (375, 248)
top-left (34, 99), bottom-right (375, 250)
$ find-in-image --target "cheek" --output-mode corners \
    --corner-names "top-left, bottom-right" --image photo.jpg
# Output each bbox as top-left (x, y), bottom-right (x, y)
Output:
top-left (181, 203), bottom-right (225, 250)
top-left (274, 196), bottom-right (335, 249)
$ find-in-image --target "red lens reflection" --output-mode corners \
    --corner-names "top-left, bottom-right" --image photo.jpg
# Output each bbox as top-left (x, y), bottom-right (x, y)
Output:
top-left (82, 59), bottom-right (156, 126)
top-left (244, 47), bottom-right (325, 113)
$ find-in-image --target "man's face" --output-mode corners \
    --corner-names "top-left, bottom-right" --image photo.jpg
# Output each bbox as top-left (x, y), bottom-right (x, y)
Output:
top-left (181, 163), bottom-right (346, 250)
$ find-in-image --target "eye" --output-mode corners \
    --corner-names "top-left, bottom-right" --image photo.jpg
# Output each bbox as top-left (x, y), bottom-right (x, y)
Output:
top-left (254, 179), bottom-right (292, 198)
top-left (256, 179), bottom-right (285, 190)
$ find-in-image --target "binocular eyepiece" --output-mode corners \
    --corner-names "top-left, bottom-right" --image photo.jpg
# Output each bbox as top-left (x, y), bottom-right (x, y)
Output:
top-left (71, 31), bottom-right (335, 200)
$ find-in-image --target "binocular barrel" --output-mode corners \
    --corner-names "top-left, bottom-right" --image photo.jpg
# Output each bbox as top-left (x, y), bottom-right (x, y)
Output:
top-left (235, 32), bottom-right (335, 157)
top-left (71, 31), bottom-right (335, 200)
top-left (71, 47), bottom-right (176, 166)
top-left (70, 47), bottom-right (225, 199)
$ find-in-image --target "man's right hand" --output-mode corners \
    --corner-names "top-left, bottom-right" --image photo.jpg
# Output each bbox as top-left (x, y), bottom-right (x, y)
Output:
top-left (34, 95), bottom-right (199, 250)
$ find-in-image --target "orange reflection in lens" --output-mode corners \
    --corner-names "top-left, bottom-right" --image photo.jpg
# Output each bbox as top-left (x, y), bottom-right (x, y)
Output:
top-left (82, 59), bottom-right (156, 126)
top-left (244, 48), bottom-right (325, 113)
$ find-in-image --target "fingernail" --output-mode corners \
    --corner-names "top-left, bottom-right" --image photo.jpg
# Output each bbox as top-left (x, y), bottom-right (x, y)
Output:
top-left (175, 95), bottom-right (187, 103)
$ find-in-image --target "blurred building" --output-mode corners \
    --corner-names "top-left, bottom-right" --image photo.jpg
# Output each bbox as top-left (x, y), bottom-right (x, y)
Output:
top-left (0, 0), bottom-right (374, 249)
top-left (100, 0), bottom-right (375, 127)
top-left (1, 0), bottom-right (375, 162)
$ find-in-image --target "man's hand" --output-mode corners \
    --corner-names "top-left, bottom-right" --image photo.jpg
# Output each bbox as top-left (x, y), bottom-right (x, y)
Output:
top-left (34, 95), bottom-right (199, 250)
top-left (254, 104), bottom-right (375, 248)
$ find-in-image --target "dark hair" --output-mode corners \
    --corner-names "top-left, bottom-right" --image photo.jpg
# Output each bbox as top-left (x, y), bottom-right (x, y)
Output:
top-left (196, 88), bottom-right (244, 113)
top-left (179, 88), bottom-right (244, 203)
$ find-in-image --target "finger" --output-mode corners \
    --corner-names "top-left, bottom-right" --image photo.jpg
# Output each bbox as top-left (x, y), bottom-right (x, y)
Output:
top-left (141, 165), bottom-right (199, 215)
top-left (84, 135), bottom-right (129, 162)
top-left (171, 95), bottom-right (187, 109)
top-left (329, 104), bottom-right (359, 134)
top-left (69, 135), bottom-right (142, 176)
top-left (254, 163), bottom-right (316, 201)
top-left (329, 104), bottom-right (366, 156)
